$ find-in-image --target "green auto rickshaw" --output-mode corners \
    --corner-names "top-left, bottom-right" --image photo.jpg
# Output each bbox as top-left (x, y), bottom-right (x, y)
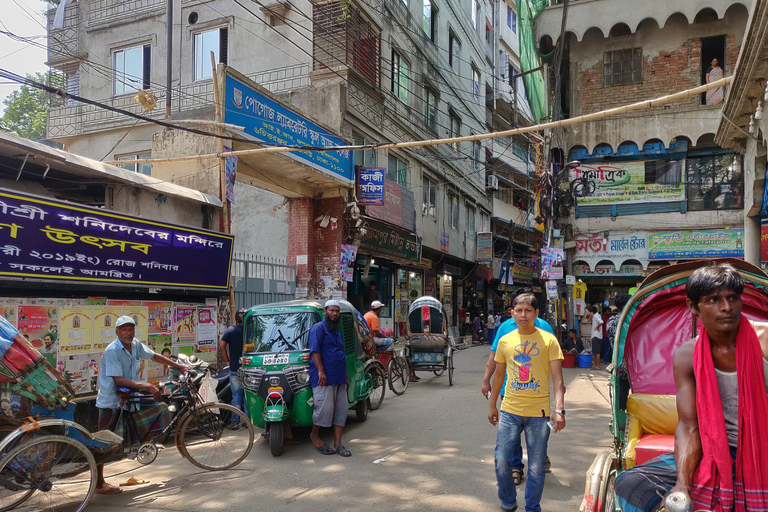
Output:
top-left (239, 300), bottom-right (385, 456)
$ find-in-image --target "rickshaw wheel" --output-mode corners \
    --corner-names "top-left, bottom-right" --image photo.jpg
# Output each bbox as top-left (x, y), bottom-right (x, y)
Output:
top-left (448, 350), bottom-right (454, 386)
top-left (388, 355), bottom-right (409, 396)
top-left (365, 363), bottom-right (386, 410)
top-left (269, 422), bottom-right (284, 457)
top-left (355, 397), bottom-right (368, 422)
top-left (603, 473), bottom-right (616, 512)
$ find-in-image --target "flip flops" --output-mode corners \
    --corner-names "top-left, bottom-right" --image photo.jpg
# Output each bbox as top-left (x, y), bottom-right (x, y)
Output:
top-left (95, 483), bottom-right (123, 495)
top-left (317, 443), bottom-right (335, 455)
top-left (120, 476), bottom-right (150, 486)
top-left (335, 444), bottom-right (352, 457)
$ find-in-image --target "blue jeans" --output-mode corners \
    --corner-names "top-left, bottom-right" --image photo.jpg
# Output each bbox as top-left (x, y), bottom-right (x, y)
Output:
top-left (229, 373), bottom-right (246, 423)
top-left (495, 411), bottom-right (550, 512)
top-left (488, 328), bottom-right (496, 345)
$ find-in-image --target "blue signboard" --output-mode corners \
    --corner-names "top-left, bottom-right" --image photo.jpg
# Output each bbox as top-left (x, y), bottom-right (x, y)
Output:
top-left (0, 189), bottom-right (233, 289)
top-left (357, 168), bottom-right (385, 205)
top-left (223, 74), bottom-right (353, 182)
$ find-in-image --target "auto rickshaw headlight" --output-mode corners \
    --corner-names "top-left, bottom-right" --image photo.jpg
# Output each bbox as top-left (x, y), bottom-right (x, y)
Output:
top-left (243, 374), bottom-right (260, 389)
top-left (296, 371), bottom-right (310, 386)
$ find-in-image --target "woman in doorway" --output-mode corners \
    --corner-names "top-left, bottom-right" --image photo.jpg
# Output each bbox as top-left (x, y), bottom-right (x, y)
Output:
top-left (705, 57), bottom-right (725, 105)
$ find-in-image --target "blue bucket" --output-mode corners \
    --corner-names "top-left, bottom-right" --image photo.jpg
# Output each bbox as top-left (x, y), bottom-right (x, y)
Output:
top-left (577, 354), bottom-right (592, 368)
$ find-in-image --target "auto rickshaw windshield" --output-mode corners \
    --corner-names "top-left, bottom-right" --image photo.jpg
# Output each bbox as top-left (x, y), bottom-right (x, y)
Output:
top-left (246, 311), bottom-right (320, 353)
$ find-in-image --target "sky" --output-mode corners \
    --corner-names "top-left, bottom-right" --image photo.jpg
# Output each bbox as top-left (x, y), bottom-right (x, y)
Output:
top-left (0, 0), bottom-right (49, 114)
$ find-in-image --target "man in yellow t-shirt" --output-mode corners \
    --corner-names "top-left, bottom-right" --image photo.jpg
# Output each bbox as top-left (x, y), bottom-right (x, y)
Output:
top-left (488, 293), bottom-right (566, 512)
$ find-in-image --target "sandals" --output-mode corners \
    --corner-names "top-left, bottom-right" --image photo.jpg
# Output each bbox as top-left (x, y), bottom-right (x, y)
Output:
top-left (545, 456), bottom-right (552, 473)
top-left (120, 476), bottom-right (149, 486)
top-left (95, 483), bottom-right (123, 495)
top-left (317, 443), bottom-right (335, 455)
top-left (335, 444), bottom-right (352, 457)
top-left (511, 469), bottom-right (523, 485)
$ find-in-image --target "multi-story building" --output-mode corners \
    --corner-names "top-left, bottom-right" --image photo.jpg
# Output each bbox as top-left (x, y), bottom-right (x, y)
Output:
top-left (534, 0), bottom-right (750, 312)
top-left (45, 0), bottom-right (509, 329)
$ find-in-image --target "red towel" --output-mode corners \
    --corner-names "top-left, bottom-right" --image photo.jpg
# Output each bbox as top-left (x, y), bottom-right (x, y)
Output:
top-left (691, 317), bottom-right (768, 511)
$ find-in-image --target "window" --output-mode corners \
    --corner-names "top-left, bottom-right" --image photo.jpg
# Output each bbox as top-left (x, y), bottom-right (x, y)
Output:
top-left (391, 50), bottom-right (409, 104)
top-left (686, 155), bottom-right (743, 211)
top-left (422, 176), bottom-right (436, 217)
top-left (466, 204), bottom-right (475, 239)
top-left (423, 0), bottom-right (437, 41)
top-left (113, 44), bottom-right (150, 95)
top-left (448, 31), bottom-right (461, 73)
top-left (645, 160), bottom-right (682, 186)
top-left (480, 212), bottom-right (489, 232)
top-left (471, 0), bottom-right (478, 29)
top-left (116, 153), bottom-right (151, 175)
top-left (449, 194), bottom-right (459, 229)
top-left (387, 155), bottom-right (408, 187)
top-left (472, 65), bottom-right (480, 101)
top-left (353, 134), bottom-right (378, 167)
top-left (603, 48), bottom-right (642, 87)
top-left (194, 27), bottom-right (228, 81)
top-left (507, 5), bottom-right (516, 32)
top-left (424, 87), bottom-right (438, 130)
top-left (473, 140), bottom-right (481, 169)
top-left (449, 112), bottom-right (461, 151)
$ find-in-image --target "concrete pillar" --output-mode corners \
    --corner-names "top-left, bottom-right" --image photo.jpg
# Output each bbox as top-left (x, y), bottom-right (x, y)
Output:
top-left (287, 196), bottom-right (346, 299)
top-left (744, 214), bottom-right (760, 266)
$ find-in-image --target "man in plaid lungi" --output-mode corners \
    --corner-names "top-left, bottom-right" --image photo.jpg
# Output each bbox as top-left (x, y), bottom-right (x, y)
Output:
top-left (95, 316), bottom-right (188, 495)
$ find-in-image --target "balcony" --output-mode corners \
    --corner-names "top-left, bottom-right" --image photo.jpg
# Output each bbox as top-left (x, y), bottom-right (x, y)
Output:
top-left (87, 0), bottom-right (166, 30)
top-left (536, 0), bottom-right (751, 42)
top-left (489, 137), bottom-right (532, 175)
top-left (47, 3), bottom-right (82, 66)
top-left (493, 197), bottom-right (534, 229)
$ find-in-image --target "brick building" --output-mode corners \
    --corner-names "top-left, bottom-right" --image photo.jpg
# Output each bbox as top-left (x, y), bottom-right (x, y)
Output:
top-left (534, 0), bottom-right (749, 316)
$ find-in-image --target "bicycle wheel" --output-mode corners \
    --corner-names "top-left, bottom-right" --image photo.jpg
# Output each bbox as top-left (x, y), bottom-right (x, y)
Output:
top-left (366, 363), bottom-right (386, 410)
top-left (0, 435), bottom-right (97, 512)
top-left (177, 403), bottom-right (254, 471)
top-left (448, 350), bottom-right (454, 387)
top-left (388, 355), bottom-right (409, 396)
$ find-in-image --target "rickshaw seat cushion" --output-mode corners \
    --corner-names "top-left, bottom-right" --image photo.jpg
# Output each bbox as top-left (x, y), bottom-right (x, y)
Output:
top-left (633, 435), bottom-right (675, 466)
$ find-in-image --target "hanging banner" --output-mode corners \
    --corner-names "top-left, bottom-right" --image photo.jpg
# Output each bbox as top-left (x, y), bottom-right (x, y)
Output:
top-left (0, 188), bottom-right (234, 289)
top-left (340, 244), bottom-right (358, 282)
top-left (224, 148), bottom-right (238, 204)
top-left (541, 248), bottom-right (564, 280)
top-left (441, 232), bottom-right (449, 252)
top-left (573, 231), bottom-right (649, 271)
top-left (59, 306), bottom-right (93, 354)
top-left (499, 260), bottom-right (514, 285)
top-left (546, 280), bottom-right (559, 299)
top-left (648, 230), bottom-right (744, 260)
top-left (570, 160), bottom-right (686, 205)
top-left (476, 232), bottom-right (492, 263)
top-left (357, 168), bottom-right (385, 205)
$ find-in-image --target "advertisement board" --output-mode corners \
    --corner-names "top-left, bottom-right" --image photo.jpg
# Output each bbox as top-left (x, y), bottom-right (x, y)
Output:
top-left (570, 160), bottom-right (685, 205)
top-left (648, 230), bottom-right (744, 260)
top-left (476, 232), bottom-right (492, 263)
top-left (573, 231), bottom-right (649, 271)
top-left (0, 188), bottom-right (234, 289)
top-left (365, 179), bottom-right (417, 233)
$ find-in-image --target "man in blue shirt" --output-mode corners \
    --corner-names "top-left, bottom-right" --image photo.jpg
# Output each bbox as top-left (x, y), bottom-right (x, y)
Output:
top-left (482, 303), bottom-right (555, 485)
top-left (95, 315), bottom-right (186, 495)
top-left (308, 300), bottom-right (351, 457)
top-left (219, 309), bottom-right (246, 424)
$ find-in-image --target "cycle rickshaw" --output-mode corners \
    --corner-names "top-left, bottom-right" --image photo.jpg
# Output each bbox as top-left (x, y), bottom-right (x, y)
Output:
top-left (0, 314), bottom-right (254, 512)
top-left (405, 296), bottom-right (454, 386)
top-left (580, 259), bottom-right (768, 512)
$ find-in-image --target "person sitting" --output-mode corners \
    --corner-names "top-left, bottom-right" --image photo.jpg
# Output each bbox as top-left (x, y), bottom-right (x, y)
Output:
top-left (561, 329), bottom-right (579, 353)
top-left (95, 316), bottom-right (188, 495)
top-left (614, 263), bottom-right (768, 512)
top-left (363, 301), bottom-right (393, 351)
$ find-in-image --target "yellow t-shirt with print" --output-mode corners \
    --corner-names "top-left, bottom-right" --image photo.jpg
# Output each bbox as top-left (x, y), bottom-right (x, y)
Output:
top-left (494, 328), bottom-right (563, 417)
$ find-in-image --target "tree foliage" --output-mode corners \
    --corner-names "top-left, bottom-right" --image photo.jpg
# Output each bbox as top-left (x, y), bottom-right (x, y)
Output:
top-left (1, 73), bottom-right (50, 141)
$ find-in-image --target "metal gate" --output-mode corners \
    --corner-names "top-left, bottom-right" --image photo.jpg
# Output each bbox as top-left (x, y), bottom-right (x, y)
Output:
top-left (232, 253), bottom-right (296, 310)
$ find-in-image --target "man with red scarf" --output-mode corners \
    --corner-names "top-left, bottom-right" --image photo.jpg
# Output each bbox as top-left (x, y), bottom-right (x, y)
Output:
top-left (614, 263), bottom-right (768, 512)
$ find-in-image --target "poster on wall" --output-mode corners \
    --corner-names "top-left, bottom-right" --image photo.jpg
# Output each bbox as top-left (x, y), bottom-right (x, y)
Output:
top-left (195, 306), bottom-right (218, 359)
top-left (0, 304), bottom-right (17, 327)
top-left (173, 305), bottom-right (197, 345)
top-left (60, 352), bottom-right (101, 395)
top-left (340, 244), bottom-right (358, 282)
top-left (107, 300), bottom-right (142, 307)
top-left (17, 305), bottom-right (59, 365)
top-left (59, 307), bottom-right (93, 354)
top-left (92, 306), bottom-right (122, 351)
top-left (144, 333), bottom-right (173, 384)
top-left (541, 248), bottom-right (564, 280)
top-left (144, 301), bottom-right (172, 334)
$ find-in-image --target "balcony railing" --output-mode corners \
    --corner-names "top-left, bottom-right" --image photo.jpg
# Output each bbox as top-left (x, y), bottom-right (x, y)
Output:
top-left (47, 3), bottom-right (80, 66)
top-left (87, 0), bottom-right (166, 29)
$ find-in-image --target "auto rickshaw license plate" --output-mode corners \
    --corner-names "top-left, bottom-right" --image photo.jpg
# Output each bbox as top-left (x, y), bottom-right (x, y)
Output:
top-left (263, 354), bottom-right (290, 365)
top-left (413, 353), bottom-right (442, 363)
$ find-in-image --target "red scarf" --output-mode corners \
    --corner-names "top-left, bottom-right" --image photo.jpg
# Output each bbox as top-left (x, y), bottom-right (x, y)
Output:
top-left (691, 317), bottom-right (768, 511)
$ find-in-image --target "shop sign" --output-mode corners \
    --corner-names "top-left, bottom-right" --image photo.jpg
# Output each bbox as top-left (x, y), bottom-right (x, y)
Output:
top-left (443, 263), bottom-right (462, 276)
top-left (570, 160), bottom-right (685, 205)
top-left (359, 219), bottom-right (421, 262)
top-left (565, 275), bottom-right (576, 285)
top-left (573, 231), bottom-right (649, 271)
top-left (441, 232), bottom-right (449, 252)
top-left (574, 263), bottom-right (644, 277)
top-left (541, 248), bottom-right (564, 280)
top-left (648, 230), bottom-right (744, 260)
top-left (366, 179), bottom-right (417, 232)
top-left (223, 73), bottom-right (353, 182)
top-left (419, 257), bottom-right (432, 270)
top-left (476, 232), bottom-right (492, 263)
top-left (0, 188), bottom-right (234, 289)
top-left (357, 168), bottom-right (385, 205)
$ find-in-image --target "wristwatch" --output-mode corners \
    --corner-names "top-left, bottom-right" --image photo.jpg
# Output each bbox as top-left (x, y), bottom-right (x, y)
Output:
top-left (554, 409), bottom-right (566, 416)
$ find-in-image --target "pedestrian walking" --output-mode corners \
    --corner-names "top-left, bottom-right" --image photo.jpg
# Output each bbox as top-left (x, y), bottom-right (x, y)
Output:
top-left (587, 306), bottom-right (603, 370)
top-left (219, 309), bottom-right (247, 424)
top-left (488, 293), bottom-right (566, 512)
top-left (487, 310), bottom-right (496, 346)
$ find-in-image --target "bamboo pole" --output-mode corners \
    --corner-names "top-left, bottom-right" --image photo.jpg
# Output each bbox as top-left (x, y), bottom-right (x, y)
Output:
top-left (105, 76), bottom-right (732, 166)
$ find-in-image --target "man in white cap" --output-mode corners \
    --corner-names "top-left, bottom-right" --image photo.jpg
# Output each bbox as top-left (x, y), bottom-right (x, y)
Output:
top-left (364, 300), bottom-right (393, 351)
top-left (308, 300), bottom-right (352, 457)
top-left (94, 315), bottom-right (188, 495)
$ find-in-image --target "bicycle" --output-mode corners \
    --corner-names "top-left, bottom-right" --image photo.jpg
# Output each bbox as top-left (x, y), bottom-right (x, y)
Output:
top-left (378, 341), bottom-right (410, 396)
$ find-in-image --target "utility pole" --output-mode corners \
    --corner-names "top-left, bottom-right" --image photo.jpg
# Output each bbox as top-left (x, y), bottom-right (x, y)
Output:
top-left (166, 0), bottom-right (173, 118)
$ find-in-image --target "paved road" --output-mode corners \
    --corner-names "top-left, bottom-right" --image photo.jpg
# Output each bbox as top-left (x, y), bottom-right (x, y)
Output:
top-left (88, 346), bottom-right (612, 511)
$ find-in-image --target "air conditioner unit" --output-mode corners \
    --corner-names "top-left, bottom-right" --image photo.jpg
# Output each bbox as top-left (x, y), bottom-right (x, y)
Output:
top-left (487, 175), bottom-right (499, 191)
